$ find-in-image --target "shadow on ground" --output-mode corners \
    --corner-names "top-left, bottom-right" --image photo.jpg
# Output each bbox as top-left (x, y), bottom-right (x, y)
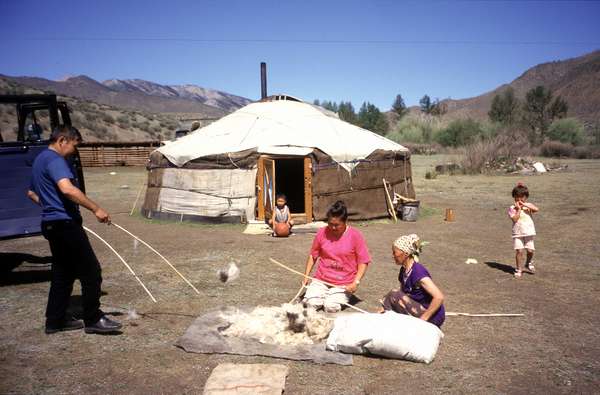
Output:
top-left (485, 261), bottom-right (515, 274)
top-left (0, 253), bottom-right (53, 285)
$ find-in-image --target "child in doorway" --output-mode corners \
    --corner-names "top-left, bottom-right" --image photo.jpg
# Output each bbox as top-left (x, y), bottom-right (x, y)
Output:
top-left (268, 194), bottom-right (294, 237)
top-left (508, 183), bottom-right (539, 278)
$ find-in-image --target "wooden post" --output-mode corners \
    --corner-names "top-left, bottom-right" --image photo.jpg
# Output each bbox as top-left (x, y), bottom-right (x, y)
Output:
top-left (304, 157), bottom-right (313, 222)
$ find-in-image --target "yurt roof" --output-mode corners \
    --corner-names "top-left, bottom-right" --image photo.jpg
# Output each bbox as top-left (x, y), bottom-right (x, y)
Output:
top-left (158, 98), bottom-right (408, 171)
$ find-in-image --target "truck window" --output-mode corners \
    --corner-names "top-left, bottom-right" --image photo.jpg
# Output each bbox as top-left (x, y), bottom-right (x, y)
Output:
top-left (0, 103), bottom-right (18, 142)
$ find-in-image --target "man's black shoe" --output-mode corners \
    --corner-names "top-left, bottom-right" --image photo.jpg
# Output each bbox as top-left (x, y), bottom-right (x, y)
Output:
top-left (45, 318), bottom-right (84, 334)
top-left (84, 316), bottom-right (123, 334)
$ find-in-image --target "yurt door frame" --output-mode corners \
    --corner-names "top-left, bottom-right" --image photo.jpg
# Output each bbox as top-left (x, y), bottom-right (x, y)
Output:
top-left (257, 155), bottom-right (313, 222)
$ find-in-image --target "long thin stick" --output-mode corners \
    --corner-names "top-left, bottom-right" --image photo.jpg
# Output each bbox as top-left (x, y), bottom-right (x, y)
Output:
top-left (269, 258), bottom-right (369, 314)
top-left (289, 285), bottom-right (306, 304)
top-left (112, 223), bottom-right (201, 295)
top-left (382, 178), bottom-right (398, 222)
top-left (446, 312), bottom-right (524, 317)
top-left (129, 181), bottom-right (146, 216)
top-left (84, 226), bottom-right (157, 303)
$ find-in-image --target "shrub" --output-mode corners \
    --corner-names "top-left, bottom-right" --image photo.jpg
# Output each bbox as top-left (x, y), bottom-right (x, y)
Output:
top-left (436, 119), bottom-right (485, 147)
top-left (425, 170), bottom-right (437, 179)
top-left (461, 131), bottom-right (533, 174)
top-left (540, 140), bottom-right (573, 158)
top-left (386, 114), bottom-right (443, 144)
top-left (547, 118), bottom-right (584, 145)
top-left (101, 113), bottom-right (115, 124)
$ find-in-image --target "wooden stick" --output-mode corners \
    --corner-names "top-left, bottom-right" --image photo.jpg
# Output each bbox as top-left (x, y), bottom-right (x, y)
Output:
top-left (268, 258), bottom-right (369, 314)
top-left (289, 285), bottom-right (306, 304)
top-left (394, 192), bottom-right (417, 203)
top-left (382, 178), bottom-right (398, 222)
top-left (84, 226), bottom-right (157, 303)
top-left (129, 181), bottom-right (146, 216)
top-left (446, 312), bottom-right (524, 317)
top-left (112, 223), bottom-right (201, 295)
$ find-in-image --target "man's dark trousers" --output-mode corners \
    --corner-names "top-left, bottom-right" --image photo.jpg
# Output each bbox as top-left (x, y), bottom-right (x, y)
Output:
top-left (42, 219), bottom-right (103, 327)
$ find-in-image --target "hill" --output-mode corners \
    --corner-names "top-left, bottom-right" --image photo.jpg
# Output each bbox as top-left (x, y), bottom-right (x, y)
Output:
top-left (0, 74), bottom-right (251, 116)
top-left (0, 77), bottom-right (181, 142)
top-left (440, 50), bottom-right (600, 126)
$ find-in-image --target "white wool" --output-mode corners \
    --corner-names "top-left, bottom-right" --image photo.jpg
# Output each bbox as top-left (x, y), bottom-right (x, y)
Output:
top-left (220, 304), bottom-right (333, 346)
top-left (217, 262), bottom-right (240, 283)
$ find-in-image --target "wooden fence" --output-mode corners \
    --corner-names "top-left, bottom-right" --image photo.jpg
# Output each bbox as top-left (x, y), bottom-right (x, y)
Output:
top-left (78, 141), bottom-right (161, 167)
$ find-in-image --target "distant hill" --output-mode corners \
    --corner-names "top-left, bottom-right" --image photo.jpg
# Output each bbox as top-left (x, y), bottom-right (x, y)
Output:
top-left (102, 78), bottom-right (251, 112)
top-left (0, 74), bottom-right (252, 116)
top-left (439, 50), bottom-right (600, 126)
top-left (0, 77), bottom-right (181, 142)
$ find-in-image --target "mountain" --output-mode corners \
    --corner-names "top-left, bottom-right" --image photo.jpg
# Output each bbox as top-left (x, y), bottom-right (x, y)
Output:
top-left (0, 74), bottom-right (252, 117)
top-left (440, 50), bottom-right (600, 126)
top-left (0, 76), bottom-right (181, 142)
top-left (103, 79), bottom-right (251, 112)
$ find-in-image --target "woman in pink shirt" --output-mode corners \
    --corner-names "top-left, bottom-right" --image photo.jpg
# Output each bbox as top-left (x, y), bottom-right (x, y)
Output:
top-left (302, 201), bottom-right (371, 312)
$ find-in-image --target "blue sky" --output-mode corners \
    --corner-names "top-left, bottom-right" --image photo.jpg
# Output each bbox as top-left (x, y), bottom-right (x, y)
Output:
top-left (1, 0), bottom-right (599, 110)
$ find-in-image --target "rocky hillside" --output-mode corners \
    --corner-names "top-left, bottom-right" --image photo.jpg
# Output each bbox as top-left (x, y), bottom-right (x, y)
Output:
top-left (441, 50), bottom-right (600, 126)
top-left (102, 79), bottom-right (251, 112)
top-left (0, 74), bottom-right (251, 116)
top-left (0, 77), bottom-right (181, 142)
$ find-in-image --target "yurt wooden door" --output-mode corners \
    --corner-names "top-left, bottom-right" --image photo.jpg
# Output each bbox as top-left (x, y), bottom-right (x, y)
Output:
top-left (257, 157), bottom-right (275, 221)
top-left (257, 156), bottom-right (313, 222)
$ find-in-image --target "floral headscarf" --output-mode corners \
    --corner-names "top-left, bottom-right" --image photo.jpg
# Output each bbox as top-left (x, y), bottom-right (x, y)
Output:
top-left (393, 234), bottom-right (423, 261)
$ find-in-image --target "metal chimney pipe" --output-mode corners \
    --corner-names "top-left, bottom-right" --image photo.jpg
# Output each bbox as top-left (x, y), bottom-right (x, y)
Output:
top-left (260, 62), bottom-right (267, 100)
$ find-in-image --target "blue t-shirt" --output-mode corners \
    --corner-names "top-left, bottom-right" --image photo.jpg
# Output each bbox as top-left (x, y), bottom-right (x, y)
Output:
top-left (30, 149), bottom-right (81, 222)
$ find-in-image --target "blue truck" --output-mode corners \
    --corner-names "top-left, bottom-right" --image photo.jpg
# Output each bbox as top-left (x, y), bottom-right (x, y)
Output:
top-left (0, 94), bottom-right (85, 240)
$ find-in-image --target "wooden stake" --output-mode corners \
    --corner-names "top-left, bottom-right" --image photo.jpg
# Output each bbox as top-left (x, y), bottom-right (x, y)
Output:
top-left (382, 178), bottom-right (398, 222)
top-left (268, 258), bottom-right (369, 314)
top-left (112, 223), bottom-right (201, 295)
top-left (84, 226), bottom-right (157, 303)
top-left (129, 181), bottom-right (146, 216)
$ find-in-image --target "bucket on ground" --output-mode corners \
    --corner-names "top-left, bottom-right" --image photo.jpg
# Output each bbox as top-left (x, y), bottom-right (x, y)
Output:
top-left (400, 201), bottom-right (420, 222)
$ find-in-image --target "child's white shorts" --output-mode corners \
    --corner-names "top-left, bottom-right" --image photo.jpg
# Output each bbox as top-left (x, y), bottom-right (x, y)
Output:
top-left (513, 236), bottom-right (535, 250)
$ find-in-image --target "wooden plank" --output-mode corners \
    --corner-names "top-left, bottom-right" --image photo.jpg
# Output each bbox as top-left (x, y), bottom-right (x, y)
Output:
top-left (256, 156), bottom-right (265, 220)
top-left (304, 156), bottom-right (313, 223)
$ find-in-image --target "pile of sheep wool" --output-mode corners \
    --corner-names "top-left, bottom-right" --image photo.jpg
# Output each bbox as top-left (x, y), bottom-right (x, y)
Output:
top-left (220, 303), bottom-right (334, 346)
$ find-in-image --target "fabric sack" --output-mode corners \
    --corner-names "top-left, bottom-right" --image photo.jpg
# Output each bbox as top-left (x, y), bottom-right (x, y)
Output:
top-left (326, 311), bottom-right (444, 364)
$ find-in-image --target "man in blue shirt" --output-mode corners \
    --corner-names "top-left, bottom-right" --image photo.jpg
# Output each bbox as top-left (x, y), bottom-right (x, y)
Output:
top-left (28, 125), bottom-right (122, 334)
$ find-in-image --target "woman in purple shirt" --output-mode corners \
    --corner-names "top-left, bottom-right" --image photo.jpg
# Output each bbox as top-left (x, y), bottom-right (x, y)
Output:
top-left (380, 234), bottom-right (445, 327)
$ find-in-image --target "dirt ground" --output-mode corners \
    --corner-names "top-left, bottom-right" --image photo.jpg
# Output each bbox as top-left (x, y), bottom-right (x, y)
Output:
top-left (1, 155), bottom-right (599, 394)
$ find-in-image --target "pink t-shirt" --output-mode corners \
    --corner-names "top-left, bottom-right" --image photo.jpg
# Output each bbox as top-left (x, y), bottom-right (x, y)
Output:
top-left (507, 205), bottom-right (536, 237)
top-left (310, 226), bottom-right (371, 286)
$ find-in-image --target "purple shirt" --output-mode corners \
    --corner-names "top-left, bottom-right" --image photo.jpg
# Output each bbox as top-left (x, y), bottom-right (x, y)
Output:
top-left (399, 262), bottom-right (445, 327)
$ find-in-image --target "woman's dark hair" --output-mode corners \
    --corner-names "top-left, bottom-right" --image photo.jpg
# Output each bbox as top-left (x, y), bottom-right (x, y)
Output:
top-left (326, 200), bottom-right (348, 221)
top-left (512, 183), bottom-right (529, 198)
top-left (50, 125), bottom-right (82, 143)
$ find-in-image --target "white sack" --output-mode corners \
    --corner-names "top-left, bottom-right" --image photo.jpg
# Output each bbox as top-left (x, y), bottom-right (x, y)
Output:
top-left (326, 312), bottom-right (444, 364)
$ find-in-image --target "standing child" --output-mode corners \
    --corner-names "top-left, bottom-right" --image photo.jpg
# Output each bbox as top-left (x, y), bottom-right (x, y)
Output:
top-left (268, 194), bottom-right (294, 237)
top-left (508, 183), bottom-right (539, 278)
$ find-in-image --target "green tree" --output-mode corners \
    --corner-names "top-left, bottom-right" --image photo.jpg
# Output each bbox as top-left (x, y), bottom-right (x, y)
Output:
top-left (435, 119), bottom-right (484, 147)
top-left (547, 118), bottom-right (584, 145)
top-left (338, 101), bottom-right (358, 125)
top-left (522, 86), bottom-right (568, 144)
top-left (358, 102), bottom-right (389, 136)
top-left (392, 94), bottom-right (408, 118)
top-left (419, 95), bottom-right (433, 114)
top-left (488, 88), bottom-right (520, 125)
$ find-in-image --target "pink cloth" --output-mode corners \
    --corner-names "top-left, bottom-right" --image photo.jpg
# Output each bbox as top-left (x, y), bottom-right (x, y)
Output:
top-left (310, 226), bottom-right (371, 286)
top-left (508, 205), bottom-right (536, 237)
